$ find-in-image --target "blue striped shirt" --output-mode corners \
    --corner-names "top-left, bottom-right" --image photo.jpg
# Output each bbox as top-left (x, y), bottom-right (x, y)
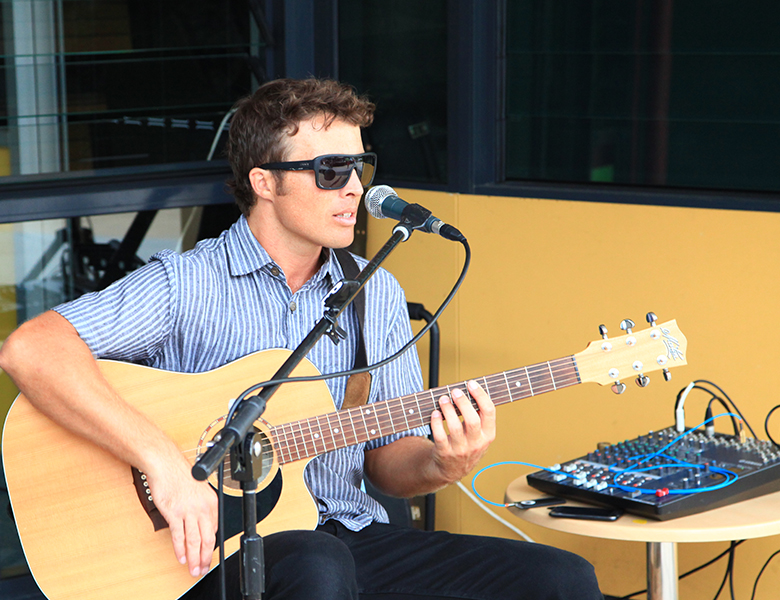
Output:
top-left (54, 215), bottom-right (428, 530)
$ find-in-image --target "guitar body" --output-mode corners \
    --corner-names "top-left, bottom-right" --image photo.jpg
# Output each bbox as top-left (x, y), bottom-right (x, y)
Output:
top-left (2, 349), bottom-right (329, 600)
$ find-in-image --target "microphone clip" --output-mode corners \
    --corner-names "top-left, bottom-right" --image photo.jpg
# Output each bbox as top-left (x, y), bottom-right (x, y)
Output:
top-left (400, 203), bottom-right (433, 229)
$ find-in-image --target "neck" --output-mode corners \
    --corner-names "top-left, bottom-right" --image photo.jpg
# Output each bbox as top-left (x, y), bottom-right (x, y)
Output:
top-left (246, 213), bottom-right (324, 293)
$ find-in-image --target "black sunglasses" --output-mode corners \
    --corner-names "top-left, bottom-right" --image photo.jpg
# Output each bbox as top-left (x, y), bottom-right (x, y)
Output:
top-left (259, 152), bottom-right (377, 190)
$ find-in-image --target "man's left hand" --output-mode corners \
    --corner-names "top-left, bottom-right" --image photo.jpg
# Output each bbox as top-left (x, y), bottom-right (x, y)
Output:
top-left (429, 379), bottom-right (496, 484)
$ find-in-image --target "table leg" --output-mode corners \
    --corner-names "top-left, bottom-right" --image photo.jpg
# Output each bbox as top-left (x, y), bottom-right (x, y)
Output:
top-left (646, 541), bottom-right (678, 600)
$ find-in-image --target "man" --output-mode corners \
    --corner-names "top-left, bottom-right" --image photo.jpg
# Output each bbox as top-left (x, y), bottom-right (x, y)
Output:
top-left (0, 78), bottom-right (603, 599)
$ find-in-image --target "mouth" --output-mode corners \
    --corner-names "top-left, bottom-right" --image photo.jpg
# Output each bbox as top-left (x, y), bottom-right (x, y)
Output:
top-left (333, 210), bottom-right (357, 225)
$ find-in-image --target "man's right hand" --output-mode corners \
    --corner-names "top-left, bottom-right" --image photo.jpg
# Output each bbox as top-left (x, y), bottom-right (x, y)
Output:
top-left (145, 459), bottom-right (219, 578)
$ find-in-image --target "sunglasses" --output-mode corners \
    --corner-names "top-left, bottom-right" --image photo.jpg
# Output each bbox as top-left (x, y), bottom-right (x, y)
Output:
top-left (259, 152), bottom-right (377, 190)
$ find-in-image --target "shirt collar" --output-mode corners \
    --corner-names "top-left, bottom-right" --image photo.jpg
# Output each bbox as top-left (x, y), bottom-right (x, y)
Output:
top-left (226, 215), bottom-right (340, 287)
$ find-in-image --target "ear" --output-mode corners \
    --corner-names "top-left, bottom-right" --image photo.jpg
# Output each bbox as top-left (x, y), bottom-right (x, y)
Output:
top-left (248, 167), bottom-right (276, 203)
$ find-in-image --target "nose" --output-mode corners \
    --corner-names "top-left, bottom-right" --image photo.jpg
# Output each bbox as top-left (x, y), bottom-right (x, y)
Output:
top-left (343, 166), bottom-right (365, 196)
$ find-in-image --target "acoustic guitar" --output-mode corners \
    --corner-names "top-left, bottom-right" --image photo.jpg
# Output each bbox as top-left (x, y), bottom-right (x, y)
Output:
top-left (2, 317), bottom-right (687, 600)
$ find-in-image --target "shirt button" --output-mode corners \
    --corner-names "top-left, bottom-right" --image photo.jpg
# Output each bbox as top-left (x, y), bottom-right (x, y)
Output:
top-left (289, 301), bottom-right (297, 313)
top-left (270, 266), bottom-right (280, 277)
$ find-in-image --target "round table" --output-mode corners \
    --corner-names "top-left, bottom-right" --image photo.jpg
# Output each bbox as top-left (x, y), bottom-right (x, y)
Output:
top-left (505, 478), bottom-right (780, 600)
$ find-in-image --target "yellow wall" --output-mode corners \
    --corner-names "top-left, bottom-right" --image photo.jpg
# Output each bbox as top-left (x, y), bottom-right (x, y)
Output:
top-left (367, 188), bottom-right (780, 599)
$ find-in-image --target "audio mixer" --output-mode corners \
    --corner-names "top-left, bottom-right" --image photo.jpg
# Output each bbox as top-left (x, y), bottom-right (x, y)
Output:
top-left (526, 426), bottom-right (780, 520)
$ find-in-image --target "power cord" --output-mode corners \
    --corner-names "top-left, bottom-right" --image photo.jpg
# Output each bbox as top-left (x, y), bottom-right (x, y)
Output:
top-left (751, 548), bottom-right (780, 600)
top-left (765, 405), bottom-right (780, 448)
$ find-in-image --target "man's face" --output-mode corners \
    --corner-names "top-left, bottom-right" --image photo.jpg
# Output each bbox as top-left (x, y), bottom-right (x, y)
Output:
top-left (263, 116), bottom-right (366, 255)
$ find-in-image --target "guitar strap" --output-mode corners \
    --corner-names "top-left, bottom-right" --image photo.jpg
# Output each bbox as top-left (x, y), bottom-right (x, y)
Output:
top-left (332, 248), bottom-right (372, 409)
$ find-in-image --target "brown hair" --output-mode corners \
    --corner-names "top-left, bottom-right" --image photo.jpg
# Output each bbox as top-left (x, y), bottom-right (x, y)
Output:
top-left (226, 78), bottom-right (375, 216)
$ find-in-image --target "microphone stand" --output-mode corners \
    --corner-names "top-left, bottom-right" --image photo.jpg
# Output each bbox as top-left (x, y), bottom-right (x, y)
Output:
top-left (192, 221), bottom-right (417, 600)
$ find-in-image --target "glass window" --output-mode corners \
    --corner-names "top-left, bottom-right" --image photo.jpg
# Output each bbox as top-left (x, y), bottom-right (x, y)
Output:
top-left (0, 1), bottom-right (255, 178)
top-left (338, 0), bottom-right (448, 185)
top-left (505, 0), bottom-right (780, 193)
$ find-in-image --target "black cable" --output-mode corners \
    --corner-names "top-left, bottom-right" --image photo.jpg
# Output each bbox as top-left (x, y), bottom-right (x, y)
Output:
top-left (711, 541), bottom-right (737, 600)
top-left (223, 237), bottom-right (471, 426)
top-left (764, 405), bottom-right (780, 448)
top-left (729, 541), bottom-right (736, 600)
top-left (706, 395), bottom-right (740, 435)
top-left (750, 548), bottom-right (780, 600)
top-left (695, 380), bottom-right (758, 439)
top-left (218, 461), bottom-right (227, 600)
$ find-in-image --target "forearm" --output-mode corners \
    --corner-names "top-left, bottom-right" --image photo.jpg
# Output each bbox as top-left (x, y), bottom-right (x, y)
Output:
top-left (0, 310), bottom-right (185, 477)
top-left (364, 381), bottom-right (496, 498)
top-left (1, 310), bottom-right (218, 575)
top-left (364, 436), bottom-right (453, 498)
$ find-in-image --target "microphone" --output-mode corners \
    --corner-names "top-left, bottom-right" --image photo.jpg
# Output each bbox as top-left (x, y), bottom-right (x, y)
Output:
top-left (364, 185), bottom-right (466, 242)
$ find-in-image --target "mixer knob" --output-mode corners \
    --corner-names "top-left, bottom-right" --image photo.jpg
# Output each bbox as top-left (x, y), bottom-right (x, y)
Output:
top-left (620, 319), bottom-right (635, 334)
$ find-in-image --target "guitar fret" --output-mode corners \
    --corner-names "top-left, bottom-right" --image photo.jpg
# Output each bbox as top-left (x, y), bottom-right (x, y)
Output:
top-left (381, 402), bottom-right (396, 435)
top-left (306, 418), bottom-right (323, 455)
top-left (356, 406), bottom-right (370, 444)
top-left (547, 361), bottom-right (557, 391)
top-left (523, 367), bottom-right (534, 395)
top-left (278, 424), bottom-right (293, 463)
top-left (411, 392), bottom-right (426, 427)
top-left (289, 423), bottom-right (302, 460)
top-left (314, 415), bottom-right (328, 452)
top-left (502, 371), bottom-right (514, 402)
top-left (336, 413), bottom-right (349, 447)
top-left (422, 390), bottom-right (436, 425)
top-left (324, 413), bottom-right (338, 450)
top-left (296, 420), bottom-right (310, 458)
top-left (344, 409), bottom-right (358, 446)
top-left (397, 398), bottom-right (411, 431)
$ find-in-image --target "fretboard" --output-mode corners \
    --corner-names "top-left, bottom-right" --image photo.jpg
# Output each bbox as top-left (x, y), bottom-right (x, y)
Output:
top-left (271, 355), bottom-right (580, 465)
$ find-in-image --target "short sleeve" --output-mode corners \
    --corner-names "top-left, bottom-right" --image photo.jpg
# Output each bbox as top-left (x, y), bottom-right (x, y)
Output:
top-left (53, 258), bottom-right (175, 362)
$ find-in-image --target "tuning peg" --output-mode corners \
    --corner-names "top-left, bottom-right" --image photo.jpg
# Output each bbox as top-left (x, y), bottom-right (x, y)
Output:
top-left (646, 312), bottom-right (658, 326)
top-left (635, 374), bottom-right (650, 388)
top-left (611, 381), bottom-right (627, 395)
top-left (620, 319), bottom-right (635, 335)
top-left (662, 368), bottom-right (672, 382)
top-left (599, 325), bottom-right (609, 339)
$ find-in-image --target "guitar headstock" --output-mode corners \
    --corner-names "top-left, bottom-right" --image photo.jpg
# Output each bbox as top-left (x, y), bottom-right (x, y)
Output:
top-left (575, 313), bottom-right (687, 393)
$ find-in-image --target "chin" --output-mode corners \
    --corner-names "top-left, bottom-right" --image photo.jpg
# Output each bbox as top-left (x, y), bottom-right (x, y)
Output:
top-left (327, 233), bottom-right (355, 250)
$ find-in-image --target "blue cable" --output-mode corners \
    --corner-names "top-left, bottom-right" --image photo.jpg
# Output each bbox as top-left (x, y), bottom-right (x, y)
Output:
top-left (606, 413), bottom-right (742, 495)
top-left (472, 412), bottom-right (745, 506)
top-left (471, 460), bottom-right (583, 507)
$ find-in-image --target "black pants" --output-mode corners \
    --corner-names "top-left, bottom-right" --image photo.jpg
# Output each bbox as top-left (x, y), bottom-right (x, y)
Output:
top-left (185, 521), bottom-right (604, 600)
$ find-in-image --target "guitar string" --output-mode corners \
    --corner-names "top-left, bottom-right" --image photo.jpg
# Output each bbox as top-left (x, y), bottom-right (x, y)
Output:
top-left (182, 357), bottom-right (582, 474)
top-left (183, 358), bottom-right (580, 462)
top-left (224, 358), bottom-right (580, 463)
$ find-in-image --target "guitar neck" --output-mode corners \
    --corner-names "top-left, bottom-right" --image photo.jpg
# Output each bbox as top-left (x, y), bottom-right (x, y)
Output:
top-left (271, 355), bottom-right (580, 465)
